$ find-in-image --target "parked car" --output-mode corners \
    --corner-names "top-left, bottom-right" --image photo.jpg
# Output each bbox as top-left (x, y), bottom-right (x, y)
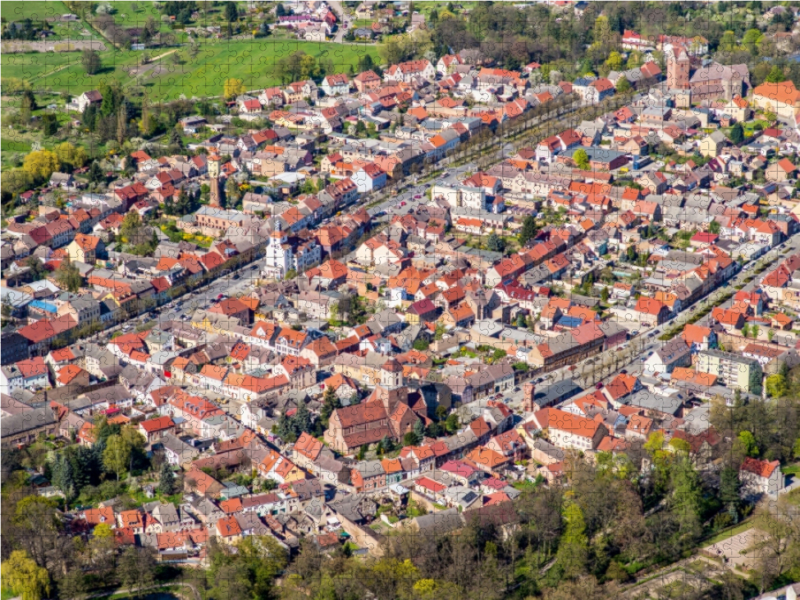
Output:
top-left (595, 382), bottom-right (604, 390)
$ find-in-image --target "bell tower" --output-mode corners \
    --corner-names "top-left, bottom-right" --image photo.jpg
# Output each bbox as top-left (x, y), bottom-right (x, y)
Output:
top-left (376, 358), bottom-right (407, 414)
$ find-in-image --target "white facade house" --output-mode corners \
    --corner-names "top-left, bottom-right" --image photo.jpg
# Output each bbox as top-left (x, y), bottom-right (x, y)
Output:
top-left (321, 74), bottom-right (351, 96)
top-left (383, 60), bottom-right (436, 83)
top-left (740, 458), bottom-right (785, 499)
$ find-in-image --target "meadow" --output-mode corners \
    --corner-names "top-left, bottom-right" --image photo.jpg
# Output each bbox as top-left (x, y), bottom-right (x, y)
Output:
top-left (1, 0), bottom-right (70, 21)
top-left (3, 38), bottom-right (381, 101)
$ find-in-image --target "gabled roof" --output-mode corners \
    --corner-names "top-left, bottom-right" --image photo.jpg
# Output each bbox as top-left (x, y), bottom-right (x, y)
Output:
top-left (740, 457), bottom-right (780, 478)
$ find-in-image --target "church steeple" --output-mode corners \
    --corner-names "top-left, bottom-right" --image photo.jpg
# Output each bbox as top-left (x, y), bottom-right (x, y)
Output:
top-left (381, 358), bottom-right (403, 389)
top-left (376, 358), bottom-right (407, 414)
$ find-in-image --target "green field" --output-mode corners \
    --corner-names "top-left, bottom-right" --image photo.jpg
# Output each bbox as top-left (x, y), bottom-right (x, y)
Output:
top-left (104, 0), bottom-right (169, 29)
top-left (2, 50), bottom-right (85, 82)
top-left (1, 0), bottom-right (70, 21)
top-left (3, 38), bottom-right (381, 101)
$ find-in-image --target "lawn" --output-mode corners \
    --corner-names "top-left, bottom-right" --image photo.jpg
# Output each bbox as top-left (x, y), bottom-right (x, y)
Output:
top-left (2, 50), bottom-right (81, 83)
top-left (105, 1), bottom-right (169, 29)
top-left (512, 479), bottom-right (538, 492)
top-left (705, 521), bottom-right (753, 546)
top-left (1, 137), bottom-right (32, 153)
top-left (781, 464), bottom-right (800, 475)
top-left (1, 0), bottom-right (70, 21)
top-left (4, 38), bottom-right (382, 102)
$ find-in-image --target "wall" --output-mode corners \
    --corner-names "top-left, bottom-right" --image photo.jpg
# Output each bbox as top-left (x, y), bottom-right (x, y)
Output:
top-left (338, 514), bottom-right (385, 557)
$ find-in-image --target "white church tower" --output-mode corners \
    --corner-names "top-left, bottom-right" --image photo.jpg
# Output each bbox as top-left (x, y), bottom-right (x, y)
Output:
top-left (264, 218), bottom-right (292, 278)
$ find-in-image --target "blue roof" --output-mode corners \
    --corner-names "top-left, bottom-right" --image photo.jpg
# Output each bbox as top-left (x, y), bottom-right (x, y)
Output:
top-left (556, 315), bottom-right (583, 329)
top-left (29, 299), bottom-right (58, 313)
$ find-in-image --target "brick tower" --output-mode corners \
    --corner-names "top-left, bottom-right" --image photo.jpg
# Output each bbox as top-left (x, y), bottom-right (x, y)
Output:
top-left (522, 382), bottom-right (536, 413)
top-left (208, 152), bottom-right (222, 208)
top-left (667, 46), bottom-right (690, 90)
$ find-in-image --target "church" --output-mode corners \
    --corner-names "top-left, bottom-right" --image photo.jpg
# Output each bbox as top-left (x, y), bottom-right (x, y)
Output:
top-left (324, 358), bottom-right (420, 454)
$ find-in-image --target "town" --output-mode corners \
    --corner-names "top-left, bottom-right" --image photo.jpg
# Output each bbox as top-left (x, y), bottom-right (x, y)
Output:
top-left (2, 2), bottom-right (800, 600)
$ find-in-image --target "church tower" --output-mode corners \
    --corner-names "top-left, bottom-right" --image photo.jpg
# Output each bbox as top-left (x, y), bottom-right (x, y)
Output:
top-left (667, 46), bottom-right (690, 90)
top-left (376, 358), bottom-right (407, 414)
top-left (208, 152), bottom-right (222, 208)
top-left (265, 218), bottom-right (292, 278)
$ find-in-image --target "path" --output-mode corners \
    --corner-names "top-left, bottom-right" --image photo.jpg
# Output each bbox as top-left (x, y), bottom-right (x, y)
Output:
top-left (87, 582), bottom-right (200, 600)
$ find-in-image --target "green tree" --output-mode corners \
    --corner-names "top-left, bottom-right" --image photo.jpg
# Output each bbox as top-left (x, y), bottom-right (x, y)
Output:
top-left (88, 160), bottom-right (104, 184)
top-left (117, 546), bottom-right (156, 593)
top-left (169, 127), bottom-right (183, 148)
top-left (720, 465), bottom-right (741, 515)
top-left (709, 220), bottom-right (721, 234)
top-left (729, 122), bottom-right (744, 145)
top-left (669, 455), bottom-right (703, 549)
top-left (1, 550), bottom-right (50, 600)
top-left (158, 461), bottom-right (177, 496)
top-left (592, 15), bottom-right (613, 48)
top-left (605, 51), bottom-right (624, 71)
top-left (445, 413), bottom-right (459, 434)
top-left (320, 386), bottom-right (342, 427)
top-left (55, 259), bottom-right (82, 293)
top-left (487, 232), bottom-right (504, 252)
top-left (403, 431), bottom-right (420, 446)
top-left (413, 338), bottom-right (430, 351)
top-left (41, 113), bottom-right (59, 137)
top-left (573, 148), bottom-right (590, 171)
top-left (766, 373), bottom-right (788, 398)
top-left (518, 215), bottom-right (538, 245)
top-left (25, 257), bottom-right (49, 281)
top-left (224, 1), bottom-right (238, 22)
top-left (737, 430), bottom-right (760, 457)
top-left (615, 77), bottom-right (631, 93)
top-left (120, 211), bottom-right (142, 242)
top-left (413, 419), bottom-right (425, 441)
top-left (103, 433), bottom-right (131, 481)
top-left (3, 169), bottom-right (35, 195)
top-left (556, 503), bottom-right (589, 579)
top-left (51, 454), bottom-right (76, 501)
top-left (293, 400), bottom-right (312, 435)
top-left (765, 65), bottom-right (785, 83)
top-left (54, 142), bottom-right (88, 170)
top-left (81, 49), bottom-right (101, 75)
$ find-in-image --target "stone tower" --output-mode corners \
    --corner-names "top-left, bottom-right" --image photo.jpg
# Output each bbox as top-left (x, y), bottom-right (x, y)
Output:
top-left (522, 382), bottom-right (536, 413)
top-left (667, 46), bottom-right (690, 91)
top-left (208, 152), bottom-right (222, 208)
